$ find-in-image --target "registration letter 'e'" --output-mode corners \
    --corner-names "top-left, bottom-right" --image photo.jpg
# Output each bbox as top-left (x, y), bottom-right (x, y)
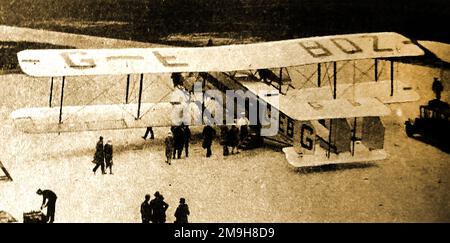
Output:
top-left (153, 51), bottom-right (188, 67)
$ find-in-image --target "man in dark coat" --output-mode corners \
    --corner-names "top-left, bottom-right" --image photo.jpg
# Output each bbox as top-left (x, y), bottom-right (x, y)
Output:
top-left (104, 139), bottom-right (113, 174)
top-left (202, 125), bottom-right (216, 157)
top-left (229, 125), bottom-right (240, 154)
top-left (174, 198), bottom-right (190, 223)
top-left (183, 125), bottom-right (191, 158)
top-left (149, 191), bottom-right (169, 223)
top-left (140, 194), bottom-right (152, 223)
top-left (432, 77), bottom-right (444, 100)
top-left (173, 125), bottom-right (184, 159)
top-left (92, 136), bottom-right (105, 175)
top-left (220, 125), bottom-right (229, 156)
top-left (36, 189), bottom-right (57, 223)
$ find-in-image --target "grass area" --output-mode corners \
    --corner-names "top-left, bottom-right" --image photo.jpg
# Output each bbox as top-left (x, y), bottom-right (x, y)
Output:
top-left (1, 0), bottom-right (449, 45)
top-left (0, 41), bottom-right (72, 72)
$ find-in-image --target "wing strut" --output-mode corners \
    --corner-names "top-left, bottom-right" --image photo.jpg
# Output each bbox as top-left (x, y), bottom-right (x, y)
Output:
top-left (327, 119), bottom-right (333, 158)
top-left (390, 60), bottom-right (394, 96)
top-left (59, 76), bottom-right (65, 124)
top-left (136, 73), bottom-right (143, 119)
top-left (202, 74), bottom-right (206, 114)
top-left (374, 58), bottom-right (379, 82)
top-left (125, 74), bottom-right (130, 104)
top-left (278, 68), bottom-right (282, 93)
top-left (317, 63), bottom-right (321, 87)
top-left (351, 117), bottom-right (357, 156)
top-left (49, 77), bottom-right (54, 107)
top-left (333, 62), bottom-right (337, 99)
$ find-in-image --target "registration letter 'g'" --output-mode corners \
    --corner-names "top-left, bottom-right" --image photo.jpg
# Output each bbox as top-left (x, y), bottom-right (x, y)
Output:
top-left (61, 52), bottom-right (96, 69)
top-left (300, 124), bottom-right (314, 150)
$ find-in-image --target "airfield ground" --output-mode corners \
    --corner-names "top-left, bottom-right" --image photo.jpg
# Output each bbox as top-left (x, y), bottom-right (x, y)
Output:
top-left (0, 28), bottom-right (449, 222)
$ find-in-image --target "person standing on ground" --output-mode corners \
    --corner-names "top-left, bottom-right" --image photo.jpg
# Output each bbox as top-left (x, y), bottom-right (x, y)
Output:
top-left (150, 191), bottom-right (169, 223)
top-left (165, 131), bottom-right (174, 165)
top-left (36, 189), bottom-right (57, 223)
top-left (183, 125), bottom-right (191, 158)
top-left (229, 125), bottom-right (240, 154)
top-left (202, 124), bottom-right (216, 157)
top-left (140, 194), bottom-right (152, 223)
top-left (237, 112), bottom-right (249, 143)
top-left (174, 198), bottom-right (190, 223)
top-left (173, 125), bottom-right (184, 160)
top-left (220, 125), bottom-right (229, 156)
top-left (104, 139), bottom-right (113, 175)
top-left (92, 136), bottom-right (105, 175)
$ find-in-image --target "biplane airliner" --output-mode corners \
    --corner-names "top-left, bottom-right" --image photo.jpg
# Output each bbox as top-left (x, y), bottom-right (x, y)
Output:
top-left (12, 32), bottom-right (425, 167)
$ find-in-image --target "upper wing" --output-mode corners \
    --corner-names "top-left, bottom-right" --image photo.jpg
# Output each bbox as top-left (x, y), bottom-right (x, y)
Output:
top-left (17, 32), bottom-right (424, 77)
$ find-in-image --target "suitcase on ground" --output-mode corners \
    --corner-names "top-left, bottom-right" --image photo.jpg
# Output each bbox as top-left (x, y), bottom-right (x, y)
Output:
top-left (23, 211), bottom-right (47, 223)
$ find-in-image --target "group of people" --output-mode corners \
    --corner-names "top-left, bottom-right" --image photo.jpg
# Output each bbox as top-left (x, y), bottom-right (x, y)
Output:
top-left (140, 191), bottom-right (190, 223)
top-left (219, 114), bottom-right (250, 156)
top-left (163, 115), bottom-right (251, 160)
top-left (164, 124), bottom-right (191, 165)
top-left (34, 188), bottom-right (190, 223)
top-left (220, 124), bottom-right (240, 156)
top-left (92, 136), bottom-right (114, 175)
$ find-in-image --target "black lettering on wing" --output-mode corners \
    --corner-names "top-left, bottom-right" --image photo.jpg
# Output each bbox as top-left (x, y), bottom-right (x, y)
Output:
top-left (153, 51), bottom-right (188, 67)
top-left (298, 41), bottom-right (332, 58)
top-left (61, 52), bottom-right (96, 69)
top-left (330, 38), bottom-right (363, 54)
top-left (361, 35), bottom-right (393, 52)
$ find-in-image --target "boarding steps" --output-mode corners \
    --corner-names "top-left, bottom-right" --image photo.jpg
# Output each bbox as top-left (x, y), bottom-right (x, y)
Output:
top-left (256, 68), bottom-right (295, 95)
top-left (205, 72), bottom-right (296, 148)
top-left (238, 128), bottom-right (263, 150)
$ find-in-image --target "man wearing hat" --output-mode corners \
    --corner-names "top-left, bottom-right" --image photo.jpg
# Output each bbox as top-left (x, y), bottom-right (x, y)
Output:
top-left (140, 194), bottom-right (152, 223)
top-left (174, 198), bottom-right (190, 223)
top-left (36, 188), bottom-right (57, 223)
top-left (432, 77), bottom-right (444, 101)
top-left (202, 124), bottom-right (216, 157)
top-left (149, 191), bottom-right (169, 223)
top-left (104, 139), bottom-right (113, 174)
top-left (92, 136), bottom-right (105, 175)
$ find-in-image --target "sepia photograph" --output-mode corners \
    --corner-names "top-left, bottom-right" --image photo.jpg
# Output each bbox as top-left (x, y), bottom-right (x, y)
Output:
top-left (0, 0), bottom-right (448, 227)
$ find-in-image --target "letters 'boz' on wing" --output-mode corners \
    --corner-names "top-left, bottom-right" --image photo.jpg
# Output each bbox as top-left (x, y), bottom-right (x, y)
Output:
top-left (17, 32), bottom-right (424, 77)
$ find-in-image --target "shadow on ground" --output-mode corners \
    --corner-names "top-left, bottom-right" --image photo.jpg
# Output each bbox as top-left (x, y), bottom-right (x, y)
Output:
top-left (296, 162), bottom-right (378, 174)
